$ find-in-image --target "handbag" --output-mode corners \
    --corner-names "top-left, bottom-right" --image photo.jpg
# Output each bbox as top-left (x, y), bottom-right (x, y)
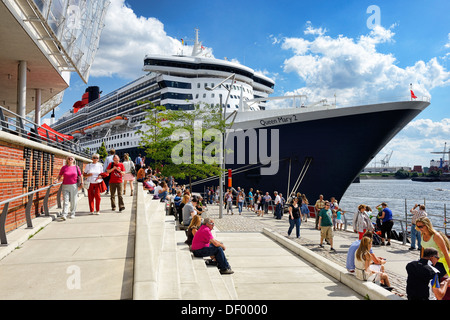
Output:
top-left (77, 166), bottom-right (82, 187)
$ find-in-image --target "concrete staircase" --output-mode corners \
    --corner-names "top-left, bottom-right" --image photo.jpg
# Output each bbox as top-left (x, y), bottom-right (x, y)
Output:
top-left (133, 188), bottom-right (237, 300)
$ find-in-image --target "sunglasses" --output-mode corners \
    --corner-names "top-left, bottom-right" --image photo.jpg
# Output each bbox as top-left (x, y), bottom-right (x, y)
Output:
top-left (92, 157), bottom-right (99, 159)
top-left (416, 225), bottom-right (425, 229)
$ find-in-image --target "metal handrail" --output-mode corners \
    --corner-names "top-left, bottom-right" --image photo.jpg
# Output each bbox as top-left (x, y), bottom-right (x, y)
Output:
top-left (0, 105), bottom-right (90, 158)
top-left (346, 200), bottom-right (448, 245)
top-left (0, 183), bottom-right (62, 245)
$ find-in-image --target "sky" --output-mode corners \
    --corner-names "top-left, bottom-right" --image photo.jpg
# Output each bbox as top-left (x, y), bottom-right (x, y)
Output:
top-left (47, 0), bottom-right (450, 168)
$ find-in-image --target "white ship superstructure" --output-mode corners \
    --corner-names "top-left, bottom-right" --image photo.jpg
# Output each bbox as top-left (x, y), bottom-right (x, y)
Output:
top-left (52, 29), bottom-right (431, 202)
top-left (52, 30), bottom-right (275, 154)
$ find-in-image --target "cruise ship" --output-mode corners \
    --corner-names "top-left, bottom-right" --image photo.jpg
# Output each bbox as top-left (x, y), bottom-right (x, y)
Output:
top-left (51, 30), bottom-right (430, 202)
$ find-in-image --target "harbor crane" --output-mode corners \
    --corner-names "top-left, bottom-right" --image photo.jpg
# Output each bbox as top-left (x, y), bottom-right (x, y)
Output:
top-left (431, 142), bottom-right (449, 168)
top-left (380, 150), bottom-right (393, 167)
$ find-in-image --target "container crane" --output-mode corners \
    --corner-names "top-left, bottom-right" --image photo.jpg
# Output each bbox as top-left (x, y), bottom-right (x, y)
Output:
top-left (431, 142), bottom-right (449, 169)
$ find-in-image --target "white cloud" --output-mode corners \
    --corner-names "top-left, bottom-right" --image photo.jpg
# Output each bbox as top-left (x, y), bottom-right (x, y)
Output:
top-left (90, 0), bottom-right (212, 79)
top-left (445, 33), bottom-right (450, 48)
top-left (375, 118), bottom-right (450, 167)
top-left (304, 21), bottom-right (327, 37)
top-left (279, 23), bottom-right (450, 106)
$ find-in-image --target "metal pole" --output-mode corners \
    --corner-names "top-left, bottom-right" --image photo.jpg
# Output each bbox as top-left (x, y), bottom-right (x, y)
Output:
top-left (219, 95), bottom-right (223, 219)
top-left (404, 199), bottom-right (408, 245)
top-left (445, 203), bottom-right (448, 237)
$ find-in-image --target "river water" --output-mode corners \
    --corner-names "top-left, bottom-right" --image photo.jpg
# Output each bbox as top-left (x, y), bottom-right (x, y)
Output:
top-left (338, 179), bottom-right (450, 233)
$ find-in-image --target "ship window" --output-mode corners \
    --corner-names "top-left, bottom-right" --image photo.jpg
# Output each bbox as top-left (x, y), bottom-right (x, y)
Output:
top-left (203, 94), bottom-right (206, 98)
top-left (197, 83), bottom-right (200, 88)
top-left (211, 94), bottom-right (215, 98)
top-left (196, 94), bottom-right (199, 99)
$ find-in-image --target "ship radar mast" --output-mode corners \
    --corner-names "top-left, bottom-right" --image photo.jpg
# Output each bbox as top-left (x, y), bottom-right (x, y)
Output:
top-left (191, 28), bottom-right (203, 57)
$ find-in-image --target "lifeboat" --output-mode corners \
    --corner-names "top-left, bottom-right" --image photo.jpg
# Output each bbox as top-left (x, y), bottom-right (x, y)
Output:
top-left (110, 115), bottom-right (128, 126)
top-left (84, 123), bottom-right (99, 134)
top-left (71, 130), bottom-right (83, 138)
top-left (102, 119), bottom-right (113, 129)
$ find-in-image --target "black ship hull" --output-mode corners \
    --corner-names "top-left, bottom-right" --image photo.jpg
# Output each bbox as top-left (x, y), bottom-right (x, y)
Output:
top-left (189, 100), bottom-right (429, 202)
top-left (113, 100), bottom-right (429, 203)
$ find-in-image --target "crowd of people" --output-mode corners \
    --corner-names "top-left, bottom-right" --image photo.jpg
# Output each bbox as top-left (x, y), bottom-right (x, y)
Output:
top-left (54, 150), bottom-right (175, 218)
top-left (200, 186), bottom-right (450, 299)
top-left (55, 155), bottom-right (450, 298)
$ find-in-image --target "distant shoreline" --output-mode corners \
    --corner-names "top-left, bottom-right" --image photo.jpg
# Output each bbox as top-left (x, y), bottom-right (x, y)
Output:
top-left (359, 175), bottom-right (396, 180)
top-left (359, 174), bottom-right (450, 182)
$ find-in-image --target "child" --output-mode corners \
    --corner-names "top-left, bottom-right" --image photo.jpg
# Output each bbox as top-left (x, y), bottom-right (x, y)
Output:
top-left (335, 208), bottom-right (344, 231)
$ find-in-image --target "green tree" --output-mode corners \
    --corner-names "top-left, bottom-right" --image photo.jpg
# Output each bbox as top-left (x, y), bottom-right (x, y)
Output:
top-left (137, 101), bottom-right (229, 190)
top-left (395, 169), bottom-right (410, 179)
top-left (97, 141), bottom-right (108, 161)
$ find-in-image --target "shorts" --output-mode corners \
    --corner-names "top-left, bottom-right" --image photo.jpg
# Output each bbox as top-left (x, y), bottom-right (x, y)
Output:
top-left (320, 226), bottom-right (333, 240)
top-left (336, 219), bottom-right (343, 224)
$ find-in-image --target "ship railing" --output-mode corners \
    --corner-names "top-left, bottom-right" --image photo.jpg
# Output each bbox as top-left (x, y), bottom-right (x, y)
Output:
top-left (0, 183), bottom-right (62, 245)
top-left (332, 95), bottom-right (431, 109)
top-left (0, 106), bottom-right (90, 158)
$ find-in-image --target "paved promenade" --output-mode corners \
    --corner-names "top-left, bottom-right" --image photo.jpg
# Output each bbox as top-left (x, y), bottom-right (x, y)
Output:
top-left (0, 188), bottom-right (417, 300)
top-left (206, 204), bottom-right (420, 298)
top-left (0, 191), bottom-right (135, 300)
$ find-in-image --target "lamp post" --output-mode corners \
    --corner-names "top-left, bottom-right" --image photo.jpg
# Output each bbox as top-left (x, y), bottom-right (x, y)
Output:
top-left (206, 74), bottom-right (236, 219)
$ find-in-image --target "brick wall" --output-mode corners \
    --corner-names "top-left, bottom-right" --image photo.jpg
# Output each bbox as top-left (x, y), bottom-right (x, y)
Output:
top-left (0, 139), bottom-right (88, 234)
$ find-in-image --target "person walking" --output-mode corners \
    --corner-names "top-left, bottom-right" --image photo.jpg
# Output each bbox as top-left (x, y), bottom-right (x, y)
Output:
top-left (318, 202), bottom-right (336, 252)
top-left (409, 204), bottom-right (427, 251)
top-left (315, 194), bottom-right (326, 229)
top-left (237, 191), bottom-right (244, 215)
top-left (103, 149), bottom-right (115, 194)
top-left (263, 192), bottom-right (271, 216)
top-left (274, 191), bottom-right (282, 219)
top-left (122, 153), bottom-right (135, 196)
top-left (83, 153), bottom-right (103, 215)
top-left (106, 154), bottom-right (125, 212)
top-left (55, 155), bottom-right (82, 220)
top-left (134, 153), bottom-right (144, 171)
top-left (288, 197), bottom-right (301, 238)
top-left (300, 194), bottom-right (310, 222)
top-left (225, 190), bottom-right (233, 215)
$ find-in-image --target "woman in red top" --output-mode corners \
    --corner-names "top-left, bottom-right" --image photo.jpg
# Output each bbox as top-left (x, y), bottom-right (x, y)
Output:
top-left (106, 155), bottom-right (125, 211)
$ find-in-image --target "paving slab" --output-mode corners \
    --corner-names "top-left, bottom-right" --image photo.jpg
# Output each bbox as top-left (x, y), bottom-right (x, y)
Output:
top-left (0, 192), bottom-right (135, 300)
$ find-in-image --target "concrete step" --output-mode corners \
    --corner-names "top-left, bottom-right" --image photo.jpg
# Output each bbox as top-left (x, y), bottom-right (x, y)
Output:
top-left (157, 215), bottom-right (181, 300)
top-left (175, 229), bottom-right (236, 300)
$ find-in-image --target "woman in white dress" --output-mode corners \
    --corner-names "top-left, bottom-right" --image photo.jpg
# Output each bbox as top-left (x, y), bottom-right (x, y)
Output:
top-left (122, 153), bottom-right (136, 196)
top-left (83, 153), bottom-right (104, 215)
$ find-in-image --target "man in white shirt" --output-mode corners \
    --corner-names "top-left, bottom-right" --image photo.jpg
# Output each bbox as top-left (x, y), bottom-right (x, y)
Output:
top-left (274, 191), bottom-right (282, 219)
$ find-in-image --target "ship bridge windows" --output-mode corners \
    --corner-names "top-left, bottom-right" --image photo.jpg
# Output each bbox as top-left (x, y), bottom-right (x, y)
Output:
top-left (163, 104), bottom-right (195, 111)
top-left (161, 92), bottom-right (193, 100)
top-left (158, 80), bottom-right (191, 89)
